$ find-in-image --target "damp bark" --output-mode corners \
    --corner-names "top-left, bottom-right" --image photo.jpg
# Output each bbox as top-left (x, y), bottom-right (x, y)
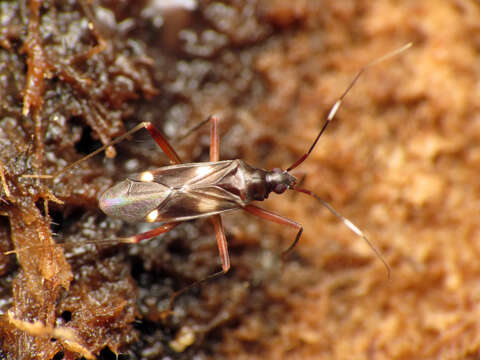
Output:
top-left (1, 0), bottom-right (480, 359)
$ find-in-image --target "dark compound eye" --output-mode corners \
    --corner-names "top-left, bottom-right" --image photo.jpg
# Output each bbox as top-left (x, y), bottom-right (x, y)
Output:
top-left (274, 183), bottom-right (288, 194)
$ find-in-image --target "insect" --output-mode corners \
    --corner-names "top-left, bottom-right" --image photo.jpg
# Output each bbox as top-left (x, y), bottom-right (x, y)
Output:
top-left (17, 43), bottom-right (412, 284)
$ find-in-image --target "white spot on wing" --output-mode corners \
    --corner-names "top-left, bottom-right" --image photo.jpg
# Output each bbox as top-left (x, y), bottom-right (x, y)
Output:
top-left (146, 209), bottom-right (159, 222)
top-left (196, 200), bottom-right (212, 213)
top-left (195, 166), bottom-right (210, 177)
top-left (140, 171), bottom-right (154, 182)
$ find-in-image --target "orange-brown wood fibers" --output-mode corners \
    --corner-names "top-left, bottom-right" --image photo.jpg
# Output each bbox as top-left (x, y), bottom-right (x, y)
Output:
top-left (1, 0), bottom-right (480, 359)
top-left (230, 1), bottom-right (480, 359)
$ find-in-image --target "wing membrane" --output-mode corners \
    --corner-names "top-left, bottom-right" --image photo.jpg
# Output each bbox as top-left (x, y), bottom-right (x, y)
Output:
top-left (126, 160), bottom-right (248, 222)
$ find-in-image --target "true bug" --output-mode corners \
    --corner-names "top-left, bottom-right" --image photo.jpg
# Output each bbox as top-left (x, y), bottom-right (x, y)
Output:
top-left (17, 43), bottom-right (412, 284)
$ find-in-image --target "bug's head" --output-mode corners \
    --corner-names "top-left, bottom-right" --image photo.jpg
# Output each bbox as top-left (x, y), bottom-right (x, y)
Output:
top-left (267, 168), bottom-right (297, 195)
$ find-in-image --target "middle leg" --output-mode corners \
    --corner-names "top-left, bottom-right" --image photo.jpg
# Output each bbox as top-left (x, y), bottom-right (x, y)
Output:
top-left (208, 115), bottom-right (231, 273)
top-left (165, 115), bottom-right (230, 313)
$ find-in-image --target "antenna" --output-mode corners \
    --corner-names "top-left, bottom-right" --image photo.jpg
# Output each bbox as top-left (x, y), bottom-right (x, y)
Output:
top-left (287, 42), bottom-right (412, 172)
